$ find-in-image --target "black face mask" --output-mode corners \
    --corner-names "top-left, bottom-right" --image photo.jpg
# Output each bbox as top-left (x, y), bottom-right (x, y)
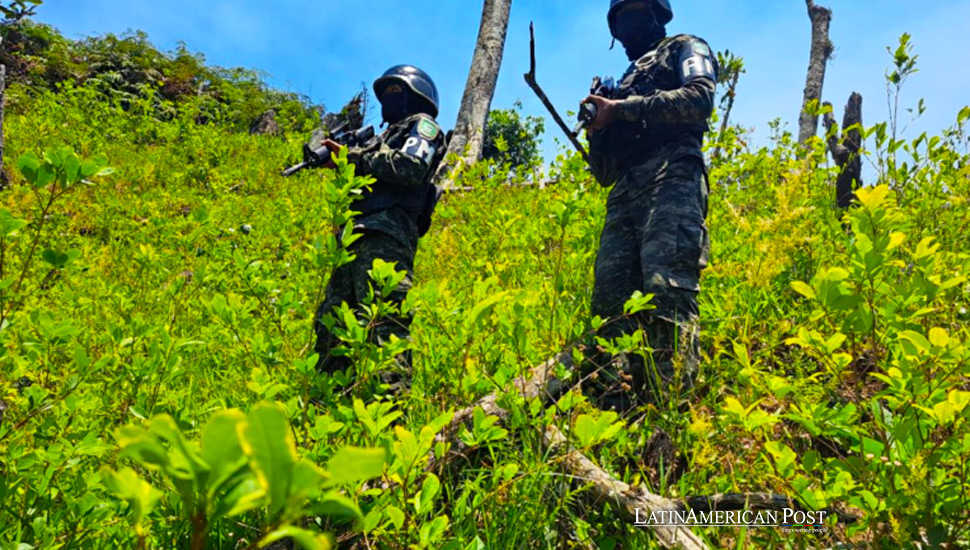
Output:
top-left (614, 8), bottom-right (665, 61)
top-left (381, 90), bottom-right (410, 124)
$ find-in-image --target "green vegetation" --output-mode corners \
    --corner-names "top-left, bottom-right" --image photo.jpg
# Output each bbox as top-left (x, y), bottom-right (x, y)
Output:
top-left (0, 16), bottom-right (320, 135)
top-left (1, 17), bottom-right (969, 550)
top-left (482, 101), bottom-right (545, 171)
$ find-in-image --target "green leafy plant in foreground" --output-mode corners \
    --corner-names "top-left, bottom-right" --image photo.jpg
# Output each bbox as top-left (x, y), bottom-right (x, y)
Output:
top-left (782, 185), bottom-right (970, 545)
top-left (1, 147), bottom-right (112, 325)
top-left (104, 403), bottom-right (385, 550)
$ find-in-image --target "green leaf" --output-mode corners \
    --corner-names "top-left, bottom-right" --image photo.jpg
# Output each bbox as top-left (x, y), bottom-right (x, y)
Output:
top-left (261, 525), bottom-right (331, 550)
top-left (386, 505), bottom-right (405, 530)
top-left (352, 399), bottom-right (380, 438)
top-left (416, 473), bottom-right (441, 515)
top-left (149, 415), bottom-right (210, 480)
top-left (958, 106), bottom-right (970, 126)
top-left (790, 281), bottom-right (816, 300)
top-left (463, 291), bottom-right (509, 333)
top-left (80, 153), bottom-right (112, 179)
top-left (764, 441), bottom-right (797, 477)
top-left (200, 410), bottom-right (246, 473)
top-left (101, 467), bottom-right (161, 535)
top-left (290, 460), bottom-right (325, 505)
top-left (419, 515), bottom-right (449, 547)
top-left (928, 327), bottom-right (949, 348)
top-left (722, 396), bottom-right (749, 418)
top-left (200, 410), bottom-right (248, 499)
top-left (213, 476), bottom-right (264, 519)
top-left (16, 152), bottom-right (40, 183)
top-left (855, 185), bottom-right (891, 211)
top-left (41, 249), bottom-right (66, 268)
top-left (40, 248), bottom-right (80, 269)
top-left (116, 425), bottom-right (170, 471)
top-left (898, 330), bottom-right (931, 353)
top-left (573, 411), bottom-right (623, 447)
top-left (0, 209), bottom-right (28, 238)
top-left (325, 446), bottom-right (386, 487)
top-left (313, 493), bottom-right (364, 523)
top-left (64, 151), bottom-right (82, 185)
top-left (35, 163), bottom-right (56, 189)
top-left (239, 404), bottom-right (298, 517)
top-left (623, 291), bottom-right (656, 315)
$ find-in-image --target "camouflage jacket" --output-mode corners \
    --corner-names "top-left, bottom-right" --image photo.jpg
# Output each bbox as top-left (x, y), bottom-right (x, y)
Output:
top-left (589, 34), bottom-right (718, 187)
top-left (347, 113), bottom-right (445, 239)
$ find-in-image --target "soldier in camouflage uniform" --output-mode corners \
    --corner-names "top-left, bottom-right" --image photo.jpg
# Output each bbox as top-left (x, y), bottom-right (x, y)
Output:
top-left (580, 0), bottom-right (717, 411)
top-left (313, 65), bottom-right (446, 392)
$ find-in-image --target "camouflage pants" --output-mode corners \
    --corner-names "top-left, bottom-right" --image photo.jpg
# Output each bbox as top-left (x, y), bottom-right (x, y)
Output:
top-left (313, 229), bottom-right (416, 381)
top-left (587, 157), bottom-right (709, 409)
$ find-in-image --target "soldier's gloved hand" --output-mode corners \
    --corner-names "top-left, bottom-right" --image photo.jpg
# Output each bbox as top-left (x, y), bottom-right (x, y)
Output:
top-left (321, 138), bottom-right (344, 168)
top-left (583, 95), bottom-right (620, 131)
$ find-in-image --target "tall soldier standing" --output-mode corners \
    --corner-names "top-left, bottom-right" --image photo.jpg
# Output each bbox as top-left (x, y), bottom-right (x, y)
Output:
top-left (580, 0), bottom-right (717, 411)
top-left (313, 65), bottom-right (446, 394)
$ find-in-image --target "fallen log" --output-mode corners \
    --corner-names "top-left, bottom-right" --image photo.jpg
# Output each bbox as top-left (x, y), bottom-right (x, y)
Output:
top-left (362, 351), bottom-right (856, 548)
top-left (427, 351), bottom-right (709, 549)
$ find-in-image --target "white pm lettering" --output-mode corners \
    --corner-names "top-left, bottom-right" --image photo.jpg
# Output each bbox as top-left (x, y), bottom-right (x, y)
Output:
top-left (403, 137), bottom-right (435, 164)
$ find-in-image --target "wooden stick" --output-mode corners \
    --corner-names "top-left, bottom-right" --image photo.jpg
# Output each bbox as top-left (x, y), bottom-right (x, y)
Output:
top-left (358, 347), bottom-right (863, 548)
top-left (430, 352), bottom-right (709, 549)
top-left (523, 22), bottom-right (591, 165)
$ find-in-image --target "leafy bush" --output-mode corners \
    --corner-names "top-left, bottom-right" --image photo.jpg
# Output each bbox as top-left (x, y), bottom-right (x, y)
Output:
top-left (1, 17), bottom-right (320, 134)
top-left (482, 101), bottom-right (545, 170)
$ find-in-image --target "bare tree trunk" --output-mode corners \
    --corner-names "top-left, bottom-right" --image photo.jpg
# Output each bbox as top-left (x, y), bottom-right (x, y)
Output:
top-left (823, 93), bottom-right (863, 209)
top-left (798, 0), bottom-right (833, 145)
top-left (1, 36), bottom-right (6, 185)
top-left (435, 0), bottom-right (512, 187)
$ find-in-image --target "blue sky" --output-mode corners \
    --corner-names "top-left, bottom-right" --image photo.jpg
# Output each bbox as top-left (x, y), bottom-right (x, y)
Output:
top-left (39, 0), bottom-right (970, 160)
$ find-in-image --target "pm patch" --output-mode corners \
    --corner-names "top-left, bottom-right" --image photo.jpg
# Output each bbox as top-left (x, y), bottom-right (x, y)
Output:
top-left (691, 41), bottom-right (711, 57)
top-left (416, 117), bottom-right (440, 140)
top-left (678, 40), bottom-right (717, 83)
top-left (403, 117), bottom-right (441, 165)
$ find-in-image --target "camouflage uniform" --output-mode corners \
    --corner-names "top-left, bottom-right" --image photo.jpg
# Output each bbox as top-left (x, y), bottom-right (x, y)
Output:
top-left (586, 34), bottom-right (717, 409)
top-left (313, 113), bottom-right (445, 381)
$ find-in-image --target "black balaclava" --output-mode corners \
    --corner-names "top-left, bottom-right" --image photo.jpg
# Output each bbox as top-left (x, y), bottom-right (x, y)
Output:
top-left (380, 84), bottom-right (411, 125)
top-left (613, 3), bottom-right (666, 61)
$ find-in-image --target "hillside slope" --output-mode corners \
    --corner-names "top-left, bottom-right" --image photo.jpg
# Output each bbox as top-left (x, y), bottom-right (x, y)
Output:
top-left (1, 47), bottom-right (970, 550)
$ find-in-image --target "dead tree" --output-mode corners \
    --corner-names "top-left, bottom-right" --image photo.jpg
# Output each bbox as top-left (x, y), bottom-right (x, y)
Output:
top-left (435, 0), bottom-right (513, 187)
top-left (823, 93), bottom-right (863, 209)
top-left (0, 36), bottom-right (5, 185)
top-left (797, 0), bottom-right (834, 145)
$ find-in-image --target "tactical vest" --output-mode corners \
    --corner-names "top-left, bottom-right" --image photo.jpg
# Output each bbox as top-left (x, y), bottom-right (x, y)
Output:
top-left (354, 114), bottom-right (446, 224)
top-left (607, 35), bottom-right (710, 161)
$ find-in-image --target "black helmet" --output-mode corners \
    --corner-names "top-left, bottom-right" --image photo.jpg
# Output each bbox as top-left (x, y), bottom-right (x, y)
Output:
top-left (373, 65), bottom-right (440, 118)
top-left (608, 0), bottom-right (673, 38)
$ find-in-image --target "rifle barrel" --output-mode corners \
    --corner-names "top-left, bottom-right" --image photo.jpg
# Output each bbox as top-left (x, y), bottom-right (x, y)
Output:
top-left (281, 162), bottom-right (309, 177)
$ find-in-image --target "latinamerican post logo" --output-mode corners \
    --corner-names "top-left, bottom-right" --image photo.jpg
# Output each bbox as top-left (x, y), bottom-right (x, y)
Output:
top-left (634, 508), bottom-right (829, 533)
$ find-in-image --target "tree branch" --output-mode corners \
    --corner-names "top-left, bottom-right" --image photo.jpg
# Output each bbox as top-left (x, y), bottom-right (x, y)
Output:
top-left (523, 22), bottom-right (590, 165)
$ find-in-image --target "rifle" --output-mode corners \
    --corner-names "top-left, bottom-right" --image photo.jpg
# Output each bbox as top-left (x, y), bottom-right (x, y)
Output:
top-left (573, 76), bottom-right (617, 136)
top-left (281, 123), bottom-right (376, 177)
